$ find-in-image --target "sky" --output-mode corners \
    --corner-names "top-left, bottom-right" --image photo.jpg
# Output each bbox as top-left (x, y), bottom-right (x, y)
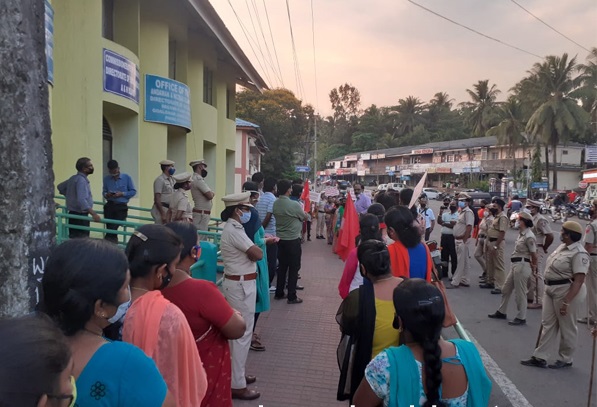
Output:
top-left (212, 0), bottom-right (597, 115)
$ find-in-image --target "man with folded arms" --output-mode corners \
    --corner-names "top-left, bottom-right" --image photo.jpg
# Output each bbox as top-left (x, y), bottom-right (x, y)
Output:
top-left (189, 159), bottom-right (214, 237)
top-left (151, 159), bottom-right (175, 224)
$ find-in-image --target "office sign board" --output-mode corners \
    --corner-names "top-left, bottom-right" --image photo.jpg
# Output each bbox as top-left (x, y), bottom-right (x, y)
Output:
top-left (144, 74), bottom-right (191, 131)
top-left (531, 182), bottom-right (549, 189)
top-left (103, 49), bottom-right (140, 104)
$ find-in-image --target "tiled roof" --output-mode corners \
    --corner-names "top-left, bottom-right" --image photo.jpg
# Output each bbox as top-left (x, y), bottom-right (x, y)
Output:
top-left (235, 118), bottom-right (260, 128)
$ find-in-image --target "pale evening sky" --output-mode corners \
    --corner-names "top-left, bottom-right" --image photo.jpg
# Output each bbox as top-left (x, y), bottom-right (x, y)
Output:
top-left (212, 0), bottom-right (597, 115)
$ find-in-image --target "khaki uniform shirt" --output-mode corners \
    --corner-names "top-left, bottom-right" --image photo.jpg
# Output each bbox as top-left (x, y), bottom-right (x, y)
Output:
top-left (512, 228), bottom-right (537, 258)
top-left (220, 219), bottom-right (256, 276)
top-left (544, 241), bottom-right (590, 281)
top-left (190, 173), bottom-right (213, 210)
top-left (488, 212), bottom-right (509, 239)
top-left (153, 173), bottom-right (174, 205)
top-left (452, 206), bottom-right (474, 239)
top-left (478, 215), bottom-right (494, 237)
top-left (532, 213), bottom-right (552, 245)
top-left (169, 189), bottom-right (192, 221)
top-left (583, 219), bottom-right (597, 253)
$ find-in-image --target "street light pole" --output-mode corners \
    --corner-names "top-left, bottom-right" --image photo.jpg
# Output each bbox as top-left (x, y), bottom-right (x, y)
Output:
top-left (313, 114), bottom-right (318, 185)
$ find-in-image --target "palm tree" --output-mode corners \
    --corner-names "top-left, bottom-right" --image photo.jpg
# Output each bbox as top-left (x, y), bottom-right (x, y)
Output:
top-left (460, 80), bottom-right (501, 137)
top-left (525, 53), bottom-right (589, 189)
top-left (426, 92), bottom-right (454, 131)
top-left (487, 96), bottom-right (527, 175)
top-left (571, 48), bottom-right (597, 140)
top-left (392, 96), bottom-right (424, 136)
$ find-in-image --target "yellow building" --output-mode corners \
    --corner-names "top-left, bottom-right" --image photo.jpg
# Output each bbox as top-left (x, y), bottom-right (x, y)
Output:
top-left (48, 0), bottom-right (266, 213)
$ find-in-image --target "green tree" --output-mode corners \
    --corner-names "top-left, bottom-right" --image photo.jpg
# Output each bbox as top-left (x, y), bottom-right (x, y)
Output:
top-left (460, 80), bottom-right (501, 137)
top-left (328, 83), bottom-right (361, 146)
top-left (525, 54), bottom-right (589, 189)
top-left (392, 96), bottom-right (424, 137)
top-left (531, 144), bottom-right (543, 182)
top-left (487, 96), bottom-right (527, 174)
top-left (571, 47), bottom-right (597, 143)
top-left (236, 88), bottom-right (309, 178)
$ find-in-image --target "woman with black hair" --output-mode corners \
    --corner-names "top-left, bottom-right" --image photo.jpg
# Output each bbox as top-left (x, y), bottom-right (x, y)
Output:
top-left (338, 214), bottom-right (383, 299)
top-left (385, 207), bottom-right (432, 281)
top-left (42, 238), bottom-right (175, 407)
top-left (488, 211), bottom-right (538, 326)
top-left (336, 240), bottom-right (403, 402)
top-left (123, 224), bottom-right (207, 407)
top-left (367, 203), bottom-right (392, 244)
top-left (0, 314), bottom-right (75, 407)
top-left (353, 279), bottom-right (491, 407)
top-left (163, 222), bottom-right (246, 407)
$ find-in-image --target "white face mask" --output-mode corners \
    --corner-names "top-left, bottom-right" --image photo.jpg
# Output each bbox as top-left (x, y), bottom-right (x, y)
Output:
top-left (108, 287), bottom-right (131, 324)
top-left (239, 210), bottom-right (252, 224)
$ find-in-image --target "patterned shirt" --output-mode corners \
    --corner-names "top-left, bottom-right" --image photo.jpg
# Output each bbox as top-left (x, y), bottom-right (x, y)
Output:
top-left (255, 191), bottom-right (276, 236)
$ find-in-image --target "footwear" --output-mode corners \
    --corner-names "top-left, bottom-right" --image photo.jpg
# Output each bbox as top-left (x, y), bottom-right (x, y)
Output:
top-left (269, 286), bottom-right (276, 293)
top-left (287, 297), bottom-right (303, 304)
top-left (528, 303), bottom-right (542, 310)
top-left (459, 283), bottom-right (470, 287)
top-left (445, 284), bottom-right (459, 289)
top-left (298, 274), bottom-right (302, 279)
top-left (250, 334), bottom-right (265, 352)
top-left (488, 311), bottom-right (507, 319)
top-left (328, 242), bottom-right (332, 245)
top-left (521, 356), bottom-right (547, 368)
top-left (307, 237), bottom-right (311, 241)
top-left (527, 299), bottom-right (533, 304)
top-left (508, 318), bottom-right (526, 326)
top-left (578, 317), bottom-right (596, 324)
top-left (479, 283), bottom-right (495, 289)
top-left (274, 294), bottom-right (287, 300)
top-left (245, 375), bottom-right (257, 384)
top-left (231, 388), bottom-right (261, 400)
top-left (548, 360), bottom-right (573, 369)
top-left (491, 288), bottom-right (502, 294)
top-left (296, 285), bottom-right (305, 290)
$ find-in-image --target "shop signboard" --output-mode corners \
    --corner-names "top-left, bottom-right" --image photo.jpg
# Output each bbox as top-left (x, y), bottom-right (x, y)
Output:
top-left (531, 182), bottom-right (549, 189)
top-left (295, 165), bottom-right (310, 172)
top-left (103, 49), bottom-right (140, 104)
top-left (45, 1), bottom-right (54, 84)
top-left (144, 74), bottom-right (191, 131)
top-left (436, 168), bottom-right (451, 174)
top-left (361, 153), bottom-right (371, 160)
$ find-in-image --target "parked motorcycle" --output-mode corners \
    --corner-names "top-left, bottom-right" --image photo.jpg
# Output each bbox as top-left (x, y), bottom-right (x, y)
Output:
top-left (577, 203), bottom-right (591, 220)
top-left (426, 240), bottom-right (443, 276)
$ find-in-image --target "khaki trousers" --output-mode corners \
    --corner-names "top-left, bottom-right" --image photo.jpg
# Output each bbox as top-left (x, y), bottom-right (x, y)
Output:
top-left (474, 237), bottom-right (487, 275)
top-left (498, 262), bottom-right (531, 320)
top-left (223, 278), bottom-right (256, 389)
top-left (486, 241), bottom-right (505, 288)
top-left (528, 247), bottom-right (547, 304)
top-left (192, 212), bottom-right (211, 240)
top-left (150, 204), bottom-right (166, 224)
top-left (533, 283), bottom-right (586, 363)
top-left (451, 239), bottom-right (472, 286)
top-left (316, 212), bottom-right (326, 236)
top-left (586, 257), bottom-right (597, 321)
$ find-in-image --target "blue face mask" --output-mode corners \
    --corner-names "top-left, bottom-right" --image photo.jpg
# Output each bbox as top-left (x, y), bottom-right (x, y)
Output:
top-left (239, 210), bottom-right (252, 224)
top-left (168, 167), bottom-right (176, 176)
top-left (458, 201), bottom-right (466, 208)
top-left (108, 287), bottom-right (131, 324)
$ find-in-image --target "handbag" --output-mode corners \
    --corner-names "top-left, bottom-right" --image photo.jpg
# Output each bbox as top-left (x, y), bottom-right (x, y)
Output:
top-left (336, 333), bottom-right (356, 401)
top-left (430, 265), bottom-right (458, 327)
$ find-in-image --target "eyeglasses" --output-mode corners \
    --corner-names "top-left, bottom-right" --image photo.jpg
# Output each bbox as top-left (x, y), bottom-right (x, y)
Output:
top-left (48, 376), bottom-right (77, 407)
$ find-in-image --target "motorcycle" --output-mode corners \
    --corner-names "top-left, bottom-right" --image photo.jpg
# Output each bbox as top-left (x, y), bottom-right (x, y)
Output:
top-left (510, 211), bottom-right (520, 229)
top-left (577, 203), bottom-right (591, 220)
top-left (550, 205), bottom-right (568, 223)
top-left (426, 240), bottom-right (443, 275)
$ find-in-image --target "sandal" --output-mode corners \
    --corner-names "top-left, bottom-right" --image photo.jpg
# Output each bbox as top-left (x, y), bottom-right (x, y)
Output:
top-left (250, 333), bottom-right (266, 351)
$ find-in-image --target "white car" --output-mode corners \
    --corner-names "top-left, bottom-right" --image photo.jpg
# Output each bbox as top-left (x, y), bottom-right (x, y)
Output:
top-left (388, 182), bottom-right (406, 191)
top-left (422, 188), bottom-right (440, 200)
top-left (377, 184), bottom-right (388, 191)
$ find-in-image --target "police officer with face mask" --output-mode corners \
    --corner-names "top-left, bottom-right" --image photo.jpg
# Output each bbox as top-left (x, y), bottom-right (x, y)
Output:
top-left (481, 198), bottom-right (508, 294)
top-left (151, 159), bottom-right (176, 224)
top-left (189, 159), bottom-right (214, 236)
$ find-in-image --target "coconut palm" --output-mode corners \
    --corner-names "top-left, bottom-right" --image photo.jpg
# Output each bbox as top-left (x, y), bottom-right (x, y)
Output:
top-left (392, 96), bottom-right (424, 136)
top-left (487, 96), bottom-right (527, 174)
top-left (571, 48), bottom-right (597, 140)
top-left (525, 53), bottom-right (589, 189)
top-left (460, 80), bottom-right (501, 137)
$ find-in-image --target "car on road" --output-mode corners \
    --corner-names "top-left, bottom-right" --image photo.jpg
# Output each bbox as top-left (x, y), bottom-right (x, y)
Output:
top-left (422, 188), bottom-right (440, 200)
top-left (387, 182), bottom-right (406, 191)
top-left (377, 184), bottom-right (388, 191)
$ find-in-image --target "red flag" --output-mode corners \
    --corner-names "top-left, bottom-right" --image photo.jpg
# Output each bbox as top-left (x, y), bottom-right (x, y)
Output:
top-left (301, 179), bottom-right (311, 214)
top-left (336, 192), bottom-right (360, 261)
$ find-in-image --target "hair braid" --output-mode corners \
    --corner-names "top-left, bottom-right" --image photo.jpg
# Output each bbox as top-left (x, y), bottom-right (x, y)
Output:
top-left (421, 331), bottom-right (446, 407)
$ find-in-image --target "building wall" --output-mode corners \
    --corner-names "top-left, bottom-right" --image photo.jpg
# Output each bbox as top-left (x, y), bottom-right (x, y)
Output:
top-left (50, 0), bottom-right (240, 214)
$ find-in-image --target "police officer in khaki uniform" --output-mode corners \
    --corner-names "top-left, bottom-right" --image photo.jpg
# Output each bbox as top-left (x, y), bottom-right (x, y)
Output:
top-left (579, 199), bottom-right (597, 325)
top-left (521, 221), bottom-right (589, 369)
top-left (481, 198), bottom-right (508, 294)
top-left (168, 172), bottom-right (193, 222)
top-left (447, 193), bottom-right (474, 288)
top-left (489, 211), bottom-right (538, 325)
top-left (151, 160), bottom-right (175, 224)
top-left (526, 199), bottom-right (554, 308)
top-left (189, 159), bottom-right (214, 236)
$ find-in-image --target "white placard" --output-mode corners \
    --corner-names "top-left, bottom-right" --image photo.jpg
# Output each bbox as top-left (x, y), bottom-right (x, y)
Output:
top-left (309, 191), bottom-right (321, 203)
top-left (324, 187), bottom-right (340, 196)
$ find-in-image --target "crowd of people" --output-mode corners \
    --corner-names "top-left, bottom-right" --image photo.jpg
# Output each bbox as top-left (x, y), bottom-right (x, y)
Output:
top-left (2, 159), bottom-right (597, 406)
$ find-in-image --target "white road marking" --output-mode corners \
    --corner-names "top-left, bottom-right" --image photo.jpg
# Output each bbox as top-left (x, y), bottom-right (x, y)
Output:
top-left (467, 330), bottom-right (534, 407)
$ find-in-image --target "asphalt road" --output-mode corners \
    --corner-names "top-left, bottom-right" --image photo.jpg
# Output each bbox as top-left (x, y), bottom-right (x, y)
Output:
top-left (425, 199), bottom-right (595, 407)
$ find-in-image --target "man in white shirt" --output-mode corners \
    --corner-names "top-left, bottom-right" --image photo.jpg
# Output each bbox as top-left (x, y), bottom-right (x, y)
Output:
top-left (419, 194), bottom-right (436, 241)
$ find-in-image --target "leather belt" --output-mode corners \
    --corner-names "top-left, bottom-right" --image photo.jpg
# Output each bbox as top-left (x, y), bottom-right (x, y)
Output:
top-left (193, 209), bottom-right (211, 214)
top-left (537, 244), bottom-right (544, 247)
top-left (488, 237), bottom-right (498, 242)
top-left (160, 202), bottom-right (170, 208)
top-left (224, 273), bottom-right (257, 281)
top-left (511, 257), bottom-right (530, 263)
top-left (319, 211), bottom-right (325, 213)
top-left (478, 234), bottom-right (487, 239)
top-left (544, 279), bottom-right (572, 286)
top-left (590, 253), bottom-right (597, 257)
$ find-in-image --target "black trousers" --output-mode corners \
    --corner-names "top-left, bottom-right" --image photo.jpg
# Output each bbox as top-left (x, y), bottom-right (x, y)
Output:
top-left (68, 211), bottom-right (90, 239)
top-left (425, 227), bottom-right (431, 241)
top-left (266, 242), bottom-right (278, 284)
top-left (103, 201), bottom-right (128, 242)
top-left (276, 238), bottom-right (302, 301)
top-left (440, 233), bottom-right (457, 278)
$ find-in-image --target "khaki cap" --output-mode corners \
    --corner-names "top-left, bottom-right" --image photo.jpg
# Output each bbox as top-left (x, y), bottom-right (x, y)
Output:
top-left (458, 192), bottom-right (471, 200)
top-left (562, 221), bottom-right (583, 234)
top-left (526, 199), bottom-right (542, 208)
top-left (189, 159), bottom-right (207, 167)
top-left (518, 211), bottom-right (533, 221)
top-left (159, 159), bottom-right (175, 166)
top-left (172, 172), bottom-right (192, 183)
top-left (222, 191), bottom-right (253, 208)
top-left (592, 199), bottom-right (597, 207)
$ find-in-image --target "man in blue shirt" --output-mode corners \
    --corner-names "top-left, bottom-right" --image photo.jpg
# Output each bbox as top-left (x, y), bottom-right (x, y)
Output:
top-left (102, 160), bottom-right (136, 242)
top-left (57, 157), bottom-right (101, 238)
top-left (255, 177), bottom-right (277, 285)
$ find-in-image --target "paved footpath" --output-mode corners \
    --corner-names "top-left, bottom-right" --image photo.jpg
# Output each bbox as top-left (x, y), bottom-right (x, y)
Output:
top-left (234, 237), bottom-right (347, 407)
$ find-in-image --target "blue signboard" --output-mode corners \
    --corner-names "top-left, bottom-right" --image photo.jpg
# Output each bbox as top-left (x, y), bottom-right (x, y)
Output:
top-left (531, 182), bottom-right (549, 189)
top-left (388, 171), bottom-right (395, 176)
top-left (103, 49), bottom-right (139, 104)
top-left (45, 1), bottom-right (54, 84)
top-left (295, 166), bottom-right (310, 172)
top-left (144, 74), bottom-right (191, 131)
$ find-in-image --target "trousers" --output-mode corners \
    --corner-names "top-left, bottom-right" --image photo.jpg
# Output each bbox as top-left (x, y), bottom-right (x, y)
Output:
top-left (276, 238), bottom-right (302, 301)
top-left (266, 242), bottom-right (278, 284)
top-left (486, 241), bottom-right (506, 288)
top-left (585, 257), bottom-right (597, 321)
top-left (534, 283), bottom-right (586, 363)
top-left (317, 212), bottom-right (326, 236)
top-left (192, 212), bottom-right (211, 240)
top-left (528, 247), bottom-right (547, 304)
top-left (68, 211), bottom-right (90, 239)
top-left (223, 278), bottom-right (256, 389)
top-left (103, 201), bottom-right (128, 242)
top-left (451, 239), bottom-right (472, 286)
top-left (498, 262), bottom-right (531, 320)
top-left (440, 234), bottom-right (457, 278)
top-left (474, 237), bottom-right (487, 275)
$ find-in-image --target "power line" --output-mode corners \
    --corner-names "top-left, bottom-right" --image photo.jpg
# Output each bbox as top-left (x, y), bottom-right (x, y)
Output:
top-left (285, 0), bottom-right (305, 99)
top-left (262, 0), bottom-right (285, 88)
top-left (250, 0), bottom-right (284, 86)
top-left (405, 0), bottom-right (542, 59)
top-left (310, 0), bottom-right (320, 112)
top-left (244, 0), bottom-right (277, 87)
top-left (509, 0), bottom-right (591, 53)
